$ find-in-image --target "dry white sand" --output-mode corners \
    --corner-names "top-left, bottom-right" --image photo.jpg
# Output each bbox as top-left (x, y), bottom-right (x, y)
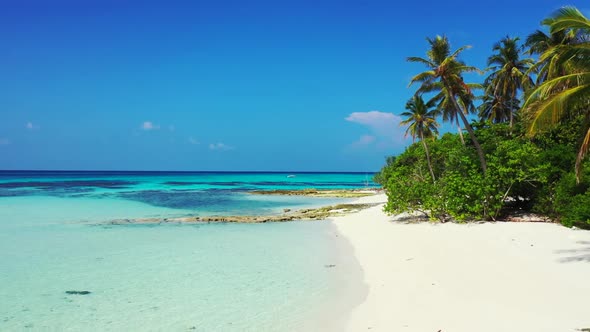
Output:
top-left (331, 193), bottom-right (590, 332)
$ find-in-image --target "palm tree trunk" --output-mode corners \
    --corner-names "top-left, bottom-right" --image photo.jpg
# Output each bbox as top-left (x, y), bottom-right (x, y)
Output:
top-left (451, 97), bottom-right (488, 175)
top-left (457, 122), bottom-right (466, 145)
top-left (421, 131), bottom-right (436, 183)
top-left (509, 86), bottom-right (515, 133)
top-left (509, 104), bottom-right (513, 129)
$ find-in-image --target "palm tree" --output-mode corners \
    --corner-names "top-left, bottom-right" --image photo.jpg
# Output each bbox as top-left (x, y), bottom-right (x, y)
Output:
top-left (526, 29), bottom-right (573, 55)
top-left (525, 28), bottom-right (576, 84)
top-left (484, 36), bottom-right (533, 129)
top-left (408, 35), bottom-right (487, 174)
top-left (478, 88), bottom-right (517, 123)
top-left (434, 86), bottom-right (472, 145)
top-left (523, 6), bottom-right (590, 182)
top-left (400, 95), bottom-right (439, 182)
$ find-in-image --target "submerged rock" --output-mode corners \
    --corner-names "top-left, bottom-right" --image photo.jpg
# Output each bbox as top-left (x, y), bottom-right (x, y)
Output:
top-left (248, 188), bottom-right (380, 198)
top-left (65, 290), bottom-right (91, 295)
top-left (105, 202), bottom-right (380, 225)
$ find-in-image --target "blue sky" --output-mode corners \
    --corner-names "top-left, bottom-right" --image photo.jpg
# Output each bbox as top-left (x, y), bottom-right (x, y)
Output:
top-left (1, 0), bottom-right (588, 171)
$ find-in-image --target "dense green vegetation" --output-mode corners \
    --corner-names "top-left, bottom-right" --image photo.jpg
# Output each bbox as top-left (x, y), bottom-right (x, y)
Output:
top-left (375, 6), bottom-right (590, 228)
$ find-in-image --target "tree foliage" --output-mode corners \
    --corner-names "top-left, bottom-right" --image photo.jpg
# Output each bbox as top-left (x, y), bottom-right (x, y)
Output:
top-left (377, 125), bottom-right (549, 222)
top-left (376, 6), bottom-right (590, 229)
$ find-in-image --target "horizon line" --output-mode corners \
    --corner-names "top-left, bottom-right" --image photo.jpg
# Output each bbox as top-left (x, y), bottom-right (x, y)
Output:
top-left (0, 169), bottom-right (378, 174)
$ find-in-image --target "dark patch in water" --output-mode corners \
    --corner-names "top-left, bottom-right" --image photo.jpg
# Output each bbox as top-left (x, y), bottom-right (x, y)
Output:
top-left (114, 189), bottom-right (307, 213)
top-left (45, 187), bottom-right (96, 195)
top-left (65, 290), bottom-right (91, 295)
top-left (117, 190), bottom-right (238, 209)
top-left (163, 181), bottom-right (200, 186)
top-left (0, 180), bottom-right (138, 189)
top-left (0, 180), bottom-right (138, 198)
top-left (0, 187), bottom-right (104, 199)
top-left (162, 180), bottom-right (378, 188)
top-left (232, 187), bottom-right (258, 192)
top-left (163, 181), bottom-right (245, 186)
top-left (69, 193), bottom-right (94, 198)
top-left (0, 189), bottom-right (34, 197)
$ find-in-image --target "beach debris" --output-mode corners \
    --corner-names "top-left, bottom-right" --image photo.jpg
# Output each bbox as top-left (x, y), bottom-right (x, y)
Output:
top-left (65, 290), bottom-right (91, 295)
top-left (283, 208), bottom-right (291, 213)
top-left (390, 211), bottom-right (430, 223)
top-left (324, 264), bottom-right (336, 268)
top-left (505, 212), bottom-right (550, 223)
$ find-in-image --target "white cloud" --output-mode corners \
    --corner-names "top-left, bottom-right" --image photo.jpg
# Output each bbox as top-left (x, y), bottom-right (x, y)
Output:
top-left (26, 122), bottom-right (39, 130)
top-left (0, 138), bottom-right (10, 145)
top-left (351, 134), bottom-right (376, 147)
top-left (345, 111), bottom-right (402, 135)
top-left (209, 142), bottom-right (233, 151)
top-left (345, 110), bottom-right (408, 149)
top-left (188, 137), bottom-right (200, 145)
top-left (141, 121), bottom-right (160, 131)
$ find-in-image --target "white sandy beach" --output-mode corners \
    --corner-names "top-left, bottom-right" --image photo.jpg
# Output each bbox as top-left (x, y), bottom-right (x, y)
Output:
top-left (331, 194), bottom-right (590, 332)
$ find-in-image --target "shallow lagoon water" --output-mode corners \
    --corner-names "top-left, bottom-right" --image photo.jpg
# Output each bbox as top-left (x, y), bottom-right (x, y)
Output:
top-left (0, 172), bottom-right (371, 330)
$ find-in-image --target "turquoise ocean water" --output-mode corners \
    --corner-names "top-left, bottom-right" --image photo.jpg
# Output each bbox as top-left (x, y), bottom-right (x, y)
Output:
top-left (0, 171), bottom-right (374, 331)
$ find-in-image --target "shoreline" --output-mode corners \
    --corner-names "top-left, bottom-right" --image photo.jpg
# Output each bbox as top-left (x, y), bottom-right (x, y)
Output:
top-left (300, 220), bottom-right (368, 332)
top-left (330, 194), bottom-right (590, 331)
top-left (92, 187), bottom-right (556, 226)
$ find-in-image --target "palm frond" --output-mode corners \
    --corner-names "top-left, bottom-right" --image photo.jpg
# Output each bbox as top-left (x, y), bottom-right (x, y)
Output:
top-left (407, 56), bottom-right (435, 67)
top-left (448, 44), bottom-right (472, 59)
top-left (546, 6), bottom-right (590, 34)
top-left (527, 83), bottom-right (590, 134)
top-left (526, 71), bottom-right (590, 102)
top-left (409, 71), bottom-right (436, 87)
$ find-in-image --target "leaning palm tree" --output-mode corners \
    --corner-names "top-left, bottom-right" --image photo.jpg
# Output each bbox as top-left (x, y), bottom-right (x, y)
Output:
top-left (433, 85), bottom-right (472, 145)
top-left (408, 35), bottom-right (487, 174)
top-left (523, 6), bottom-right (590, 182)
top-left (484, 36), bottom-right (534, 129)
top-left (400, 95), bottom-right (439, 182)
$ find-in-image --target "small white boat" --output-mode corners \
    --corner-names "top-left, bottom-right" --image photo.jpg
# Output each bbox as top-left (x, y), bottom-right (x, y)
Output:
top-left (286, 175), bottom-right (296, 178)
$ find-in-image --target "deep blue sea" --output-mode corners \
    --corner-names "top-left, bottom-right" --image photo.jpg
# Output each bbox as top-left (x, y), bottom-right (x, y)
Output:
top-left (0, 171), bottom-right (374, 331)
top-left (0, 171), bottom-right (377, 217)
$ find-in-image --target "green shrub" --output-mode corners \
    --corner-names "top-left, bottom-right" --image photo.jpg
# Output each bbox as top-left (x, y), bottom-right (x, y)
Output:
top-left (381, 123), bottom-right (550, 221)
top-left (554, 169), bottom-right (590, 229)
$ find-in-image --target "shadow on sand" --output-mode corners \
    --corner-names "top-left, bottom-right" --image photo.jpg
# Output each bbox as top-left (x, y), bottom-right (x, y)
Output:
top-left (556, 241), bottom-right (590, 263)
